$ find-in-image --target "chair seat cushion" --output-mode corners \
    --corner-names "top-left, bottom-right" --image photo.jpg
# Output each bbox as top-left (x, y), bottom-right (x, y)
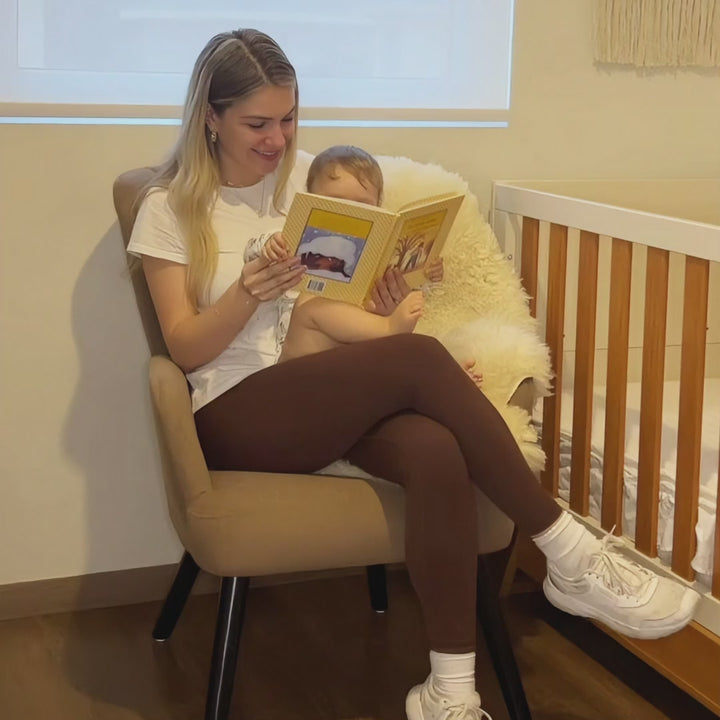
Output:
top-left (179, 469), bottom-right (514, 578)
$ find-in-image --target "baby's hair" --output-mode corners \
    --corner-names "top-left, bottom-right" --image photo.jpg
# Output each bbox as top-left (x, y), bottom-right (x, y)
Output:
top-left (307, 145), bottom-right (384, 202)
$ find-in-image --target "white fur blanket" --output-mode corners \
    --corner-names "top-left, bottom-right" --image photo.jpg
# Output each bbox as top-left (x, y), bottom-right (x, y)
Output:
top-left (322, 155), bottom-right (551, 476)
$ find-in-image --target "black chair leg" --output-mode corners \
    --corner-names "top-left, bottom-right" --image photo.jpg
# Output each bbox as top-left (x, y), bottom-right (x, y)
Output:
top-left (205, 576), bottom-right (250, 720)
top-left (366, 564), bottom-right (388, 613)
top-left (476, 555), bottom-right (533, 720)
top-left (153, 551), bottom-right (200, 640)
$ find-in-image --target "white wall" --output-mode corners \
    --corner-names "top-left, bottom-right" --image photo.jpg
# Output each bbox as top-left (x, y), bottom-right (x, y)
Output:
top-left (2, 0), bottom-right (719, 585)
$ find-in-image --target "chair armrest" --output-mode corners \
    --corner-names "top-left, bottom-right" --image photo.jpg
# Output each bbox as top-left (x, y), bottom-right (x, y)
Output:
top-left (149, 356), bottom-right (213, 508)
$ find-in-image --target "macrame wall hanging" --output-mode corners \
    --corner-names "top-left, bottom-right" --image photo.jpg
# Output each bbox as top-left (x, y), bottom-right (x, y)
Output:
top-left (593, 0), bottom-right (720, 67)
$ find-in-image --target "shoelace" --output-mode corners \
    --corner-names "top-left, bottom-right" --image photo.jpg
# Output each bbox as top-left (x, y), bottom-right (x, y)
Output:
top-left (442, 704), bottom-right (492, 720)
top-left (585, 531), bottom-right (654, 598)
top-left (434, 694), bottom-right (493, 720)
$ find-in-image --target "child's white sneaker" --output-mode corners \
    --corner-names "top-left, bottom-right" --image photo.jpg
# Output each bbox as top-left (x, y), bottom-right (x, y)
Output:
top-left (406, 675), bottom-right (492, 720)
top-left (543, 533), bottom-right (700, 639)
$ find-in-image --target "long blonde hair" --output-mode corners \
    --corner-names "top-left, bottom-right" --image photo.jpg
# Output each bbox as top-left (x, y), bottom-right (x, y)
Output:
top-left (149, 29), bottom-right (298, 306)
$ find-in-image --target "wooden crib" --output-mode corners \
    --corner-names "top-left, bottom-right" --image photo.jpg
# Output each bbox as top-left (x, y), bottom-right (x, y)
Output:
top-left (491, 179), bottom-right (720, 714)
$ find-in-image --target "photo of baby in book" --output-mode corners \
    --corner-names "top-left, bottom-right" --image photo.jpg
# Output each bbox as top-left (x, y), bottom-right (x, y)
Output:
top-left (295, 226), bottom-right (364, 283)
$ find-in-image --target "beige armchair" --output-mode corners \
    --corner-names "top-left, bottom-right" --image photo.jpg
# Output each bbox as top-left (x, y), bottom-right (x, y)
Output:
top-left (113, 163), bottom-right (533, 720)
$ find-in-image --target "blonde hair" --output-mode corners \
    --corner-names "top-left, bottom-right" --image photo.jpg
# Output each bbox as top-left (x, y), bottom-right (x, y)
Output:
top-left (306, 145), bottom-right (384, 204)
top-left (148, 29), bottom-right (298, 306)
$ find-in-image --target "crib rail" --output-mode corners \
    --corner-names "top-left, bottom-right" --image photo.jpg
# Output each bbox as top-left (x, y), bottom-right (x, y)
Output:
top-left (493, 181), bottom-right (720, 601)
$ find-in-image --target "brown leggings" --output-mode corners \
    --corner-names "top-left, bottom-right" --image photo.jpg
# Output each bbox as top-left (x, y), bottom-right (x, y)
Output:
top-left (195, 334), bottom-right (561, 653)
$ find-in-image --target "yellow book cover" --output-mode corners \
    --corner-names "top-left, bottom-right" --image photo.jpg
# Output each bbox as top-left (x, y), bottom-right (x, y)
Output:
top-left (283, 191), bottom-right (464, 305)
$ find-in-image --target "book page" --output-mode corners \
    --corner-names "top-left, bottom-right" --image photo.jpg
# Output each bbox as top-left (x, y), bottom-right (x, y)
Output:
top-left (380, 193), bottom-right (464, 288)
top-left (297, 208), bottom-right (373, 287)
top-left (385, 209), bottom-right (448, 277)
top-left (283, 192), bottom-right (399, 305)
top-left (397, 191), bottom-right (460, 212)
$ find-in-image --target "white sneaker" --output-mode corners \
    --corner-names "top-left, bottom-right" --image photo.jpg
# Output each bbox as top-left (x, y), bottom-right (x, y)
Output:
top-left (543, 532), bottom-right (701, 639)
top-left (406, 675), bottom-right (492, 720)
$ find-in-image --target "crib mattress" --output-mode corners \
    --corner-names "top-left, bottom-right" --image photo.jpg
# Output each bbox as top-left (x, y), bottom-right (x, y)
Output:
top-left (538, 379), bottom-right (719, 586)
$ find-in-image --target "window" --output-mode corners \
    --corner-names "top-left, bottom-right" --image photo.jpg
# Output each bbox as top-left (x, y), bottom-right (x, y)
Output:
top-left (0, 0), bottom-right (515, 126)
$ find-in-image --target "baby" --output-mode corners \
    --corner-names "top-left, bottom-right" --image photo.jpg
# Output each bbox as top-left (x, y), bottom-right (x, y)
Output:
top-left (254, 145), bottom-right (431, 362)
top-left (250, 145), bottom-right (482, 385)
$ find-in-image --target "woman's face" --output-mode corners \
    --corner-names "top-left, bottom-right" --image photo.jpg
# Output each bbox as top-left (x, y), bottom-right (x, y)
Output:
top-left (208, 84), bottom-right (296, 187)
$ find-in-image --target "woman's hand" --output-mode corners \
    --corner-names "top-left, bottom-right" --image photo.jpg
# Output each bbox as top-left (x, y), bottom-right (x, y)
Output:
top-left (424, 257), bottom-right (444, 283)
top-left (365, 267), bottom-right (411, 316)
top-left (241, 254), bottom-right (305, 301)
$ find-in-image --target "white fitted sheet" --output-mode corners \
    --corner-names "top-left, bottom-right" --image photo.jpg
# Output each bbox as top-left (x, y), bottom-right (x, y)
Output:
top-left (538, 379), bottom-right (719, 586)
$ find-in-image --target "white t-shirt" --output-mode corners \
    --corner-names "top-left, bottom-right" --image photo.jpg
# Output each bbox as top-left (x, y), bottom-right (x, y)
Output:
top-left (127, 150), bottom-right (314, 412)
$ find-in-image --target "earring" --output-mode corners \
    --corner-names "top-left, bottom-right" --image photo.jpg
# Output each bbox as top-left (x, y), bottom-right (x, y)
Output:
top-left (210, 129), bottom-right (217, 144)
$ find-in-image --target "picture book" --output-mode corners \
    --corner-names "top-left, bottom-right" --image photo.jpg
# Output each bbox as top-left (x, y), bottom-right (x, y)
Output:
top-left (282, 191), bottom-right (464, 306)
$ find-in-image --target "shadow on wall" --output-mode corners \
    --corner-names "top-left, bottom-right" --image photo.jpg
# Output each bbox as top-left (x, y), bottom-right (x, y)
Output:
top-left (60, 222), bottom-right (185, 714)
top-left (62, 221), bottom-right (178, 572)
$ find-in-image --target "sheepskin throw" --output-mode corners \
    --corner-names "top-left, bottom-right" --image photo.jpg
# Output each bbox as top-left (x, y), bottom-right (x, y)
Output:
top-left (320, 155), bottom-right (552, 476)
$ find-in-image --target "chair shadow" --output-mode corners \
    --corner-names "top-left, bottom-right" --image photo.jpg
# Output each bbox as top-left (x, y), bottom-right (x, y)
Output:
top-left (60, 222), bottom-right (185, 718)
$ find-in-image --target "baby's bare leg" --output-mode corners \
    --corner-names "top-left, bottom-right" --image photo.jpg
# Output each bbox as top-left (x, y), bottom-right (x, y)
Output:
top-left (279, 292), bottom-right (423, 362)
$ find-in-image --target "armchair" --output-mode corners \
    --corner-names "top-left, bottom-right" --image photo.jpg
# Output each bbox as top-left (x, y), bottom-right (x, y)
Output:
top-left (113, 159), bottom-right (536, 720)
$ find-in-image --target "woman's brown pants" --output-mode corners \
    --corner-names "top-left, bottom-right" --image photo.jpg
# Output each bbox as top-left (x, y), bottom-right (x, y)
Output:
top-left (195, 334), bottom-right (560, 653)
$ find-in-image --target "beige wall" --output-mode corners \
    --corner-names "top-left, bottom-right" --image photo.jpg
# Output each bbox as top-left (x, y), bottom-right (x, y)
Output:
top-left (1, 0), bottom-right (718, 585)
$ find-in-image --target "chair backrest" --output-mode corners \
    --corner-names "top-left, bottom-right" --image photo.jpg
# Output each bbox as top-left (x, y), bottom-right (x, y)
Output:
top-left (113, 168), bottom-right (216, 540)
top-left (113, 167), bottom-right (168, 356)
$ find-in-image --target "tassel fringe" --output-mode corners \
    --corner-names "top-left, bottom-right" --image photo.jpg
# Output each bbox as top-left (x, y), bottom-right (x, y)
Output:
top-left (594, 0), bottom-right (720, 66)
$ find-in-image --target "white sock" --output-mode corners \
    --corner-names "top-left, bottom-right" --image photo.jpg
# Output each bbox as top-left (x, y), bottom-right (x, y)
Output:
top-left (429, 650), bottom-right (476, 700)
top-left (532, 510), bottom-right (600, 577)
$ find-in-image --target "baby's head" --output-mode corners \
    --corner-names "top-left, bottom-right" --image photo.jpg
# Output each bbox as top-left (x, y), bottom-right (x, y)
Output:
top-left (306, 145), bottom-right (383, 206)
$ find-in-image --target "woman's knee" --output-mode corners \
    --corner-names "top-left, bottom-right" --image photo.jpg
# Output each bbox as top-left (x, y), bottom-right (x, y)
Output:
top-left (408, 426), bottom-right (465, 475)
top-left (389, 332), bottom-right (444, 354)
top-left (389, 417), bottom-right (471, 493)
top-left (399, 422), bottom-right (477, 528)
top-left (380, 333), bottom-right (457, 372)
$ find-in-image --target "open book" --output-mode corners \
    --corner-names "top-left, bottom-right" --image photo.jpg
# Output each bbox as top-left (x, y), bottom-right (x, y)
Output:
top-left (282, 191), bottom-right (464, 306)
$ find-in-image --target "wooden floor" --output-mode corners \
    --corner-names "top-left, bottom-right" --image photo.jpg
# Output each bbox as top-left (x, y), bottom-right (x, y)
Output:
top-left (0, 568), bottom-right (714, 720)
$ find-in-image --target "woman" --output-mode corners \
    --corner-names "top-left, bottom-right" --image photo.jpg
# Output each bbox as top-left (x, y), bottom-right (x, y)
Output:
top-left (128, 29), bottom-right (699, 720)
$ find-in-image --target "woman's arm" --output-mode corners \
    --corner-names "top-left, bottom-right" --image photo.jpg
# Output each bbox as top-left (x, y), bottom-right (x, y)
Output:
top-left (143, 253), bottom-right (305, 372)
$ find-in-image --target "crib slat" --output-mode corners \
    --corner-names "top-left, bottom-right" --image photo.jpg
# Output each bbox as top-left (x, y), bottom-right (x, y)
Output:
top-left (541, 223), bottom-right (568, 495)
top-left (602, 238), bottom-right (633, 534)
top-left (521, 217), bottom-right (540, 318)
top-left (636, 247), bottom-right (669, 557)
top-left (570, 231), bottom-right (599, 516)
top-left (672, 256), bottom-right (709, 579)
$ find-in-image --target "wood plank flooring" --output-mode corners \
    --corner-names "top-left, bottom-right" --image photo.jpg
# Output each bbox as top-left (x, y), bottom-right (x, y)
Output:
top-left (0, 569), bottom-right (713, 720)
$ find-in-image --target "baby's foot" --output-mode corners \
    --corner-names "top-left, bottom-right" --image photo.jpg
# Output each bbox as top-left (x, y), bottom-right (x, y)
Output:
top-left (389, 291), bottom-right (424, 334)
top-left (461, 358), bottom-right (483, 389)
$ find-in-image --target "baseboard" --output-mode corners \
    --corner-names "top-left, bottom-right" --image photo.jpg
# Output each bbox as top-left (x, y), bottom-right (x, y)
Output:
top-left (0, 563), bottom-right (371, 622)
top-left (0, 564), bottom-right (216, 622)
